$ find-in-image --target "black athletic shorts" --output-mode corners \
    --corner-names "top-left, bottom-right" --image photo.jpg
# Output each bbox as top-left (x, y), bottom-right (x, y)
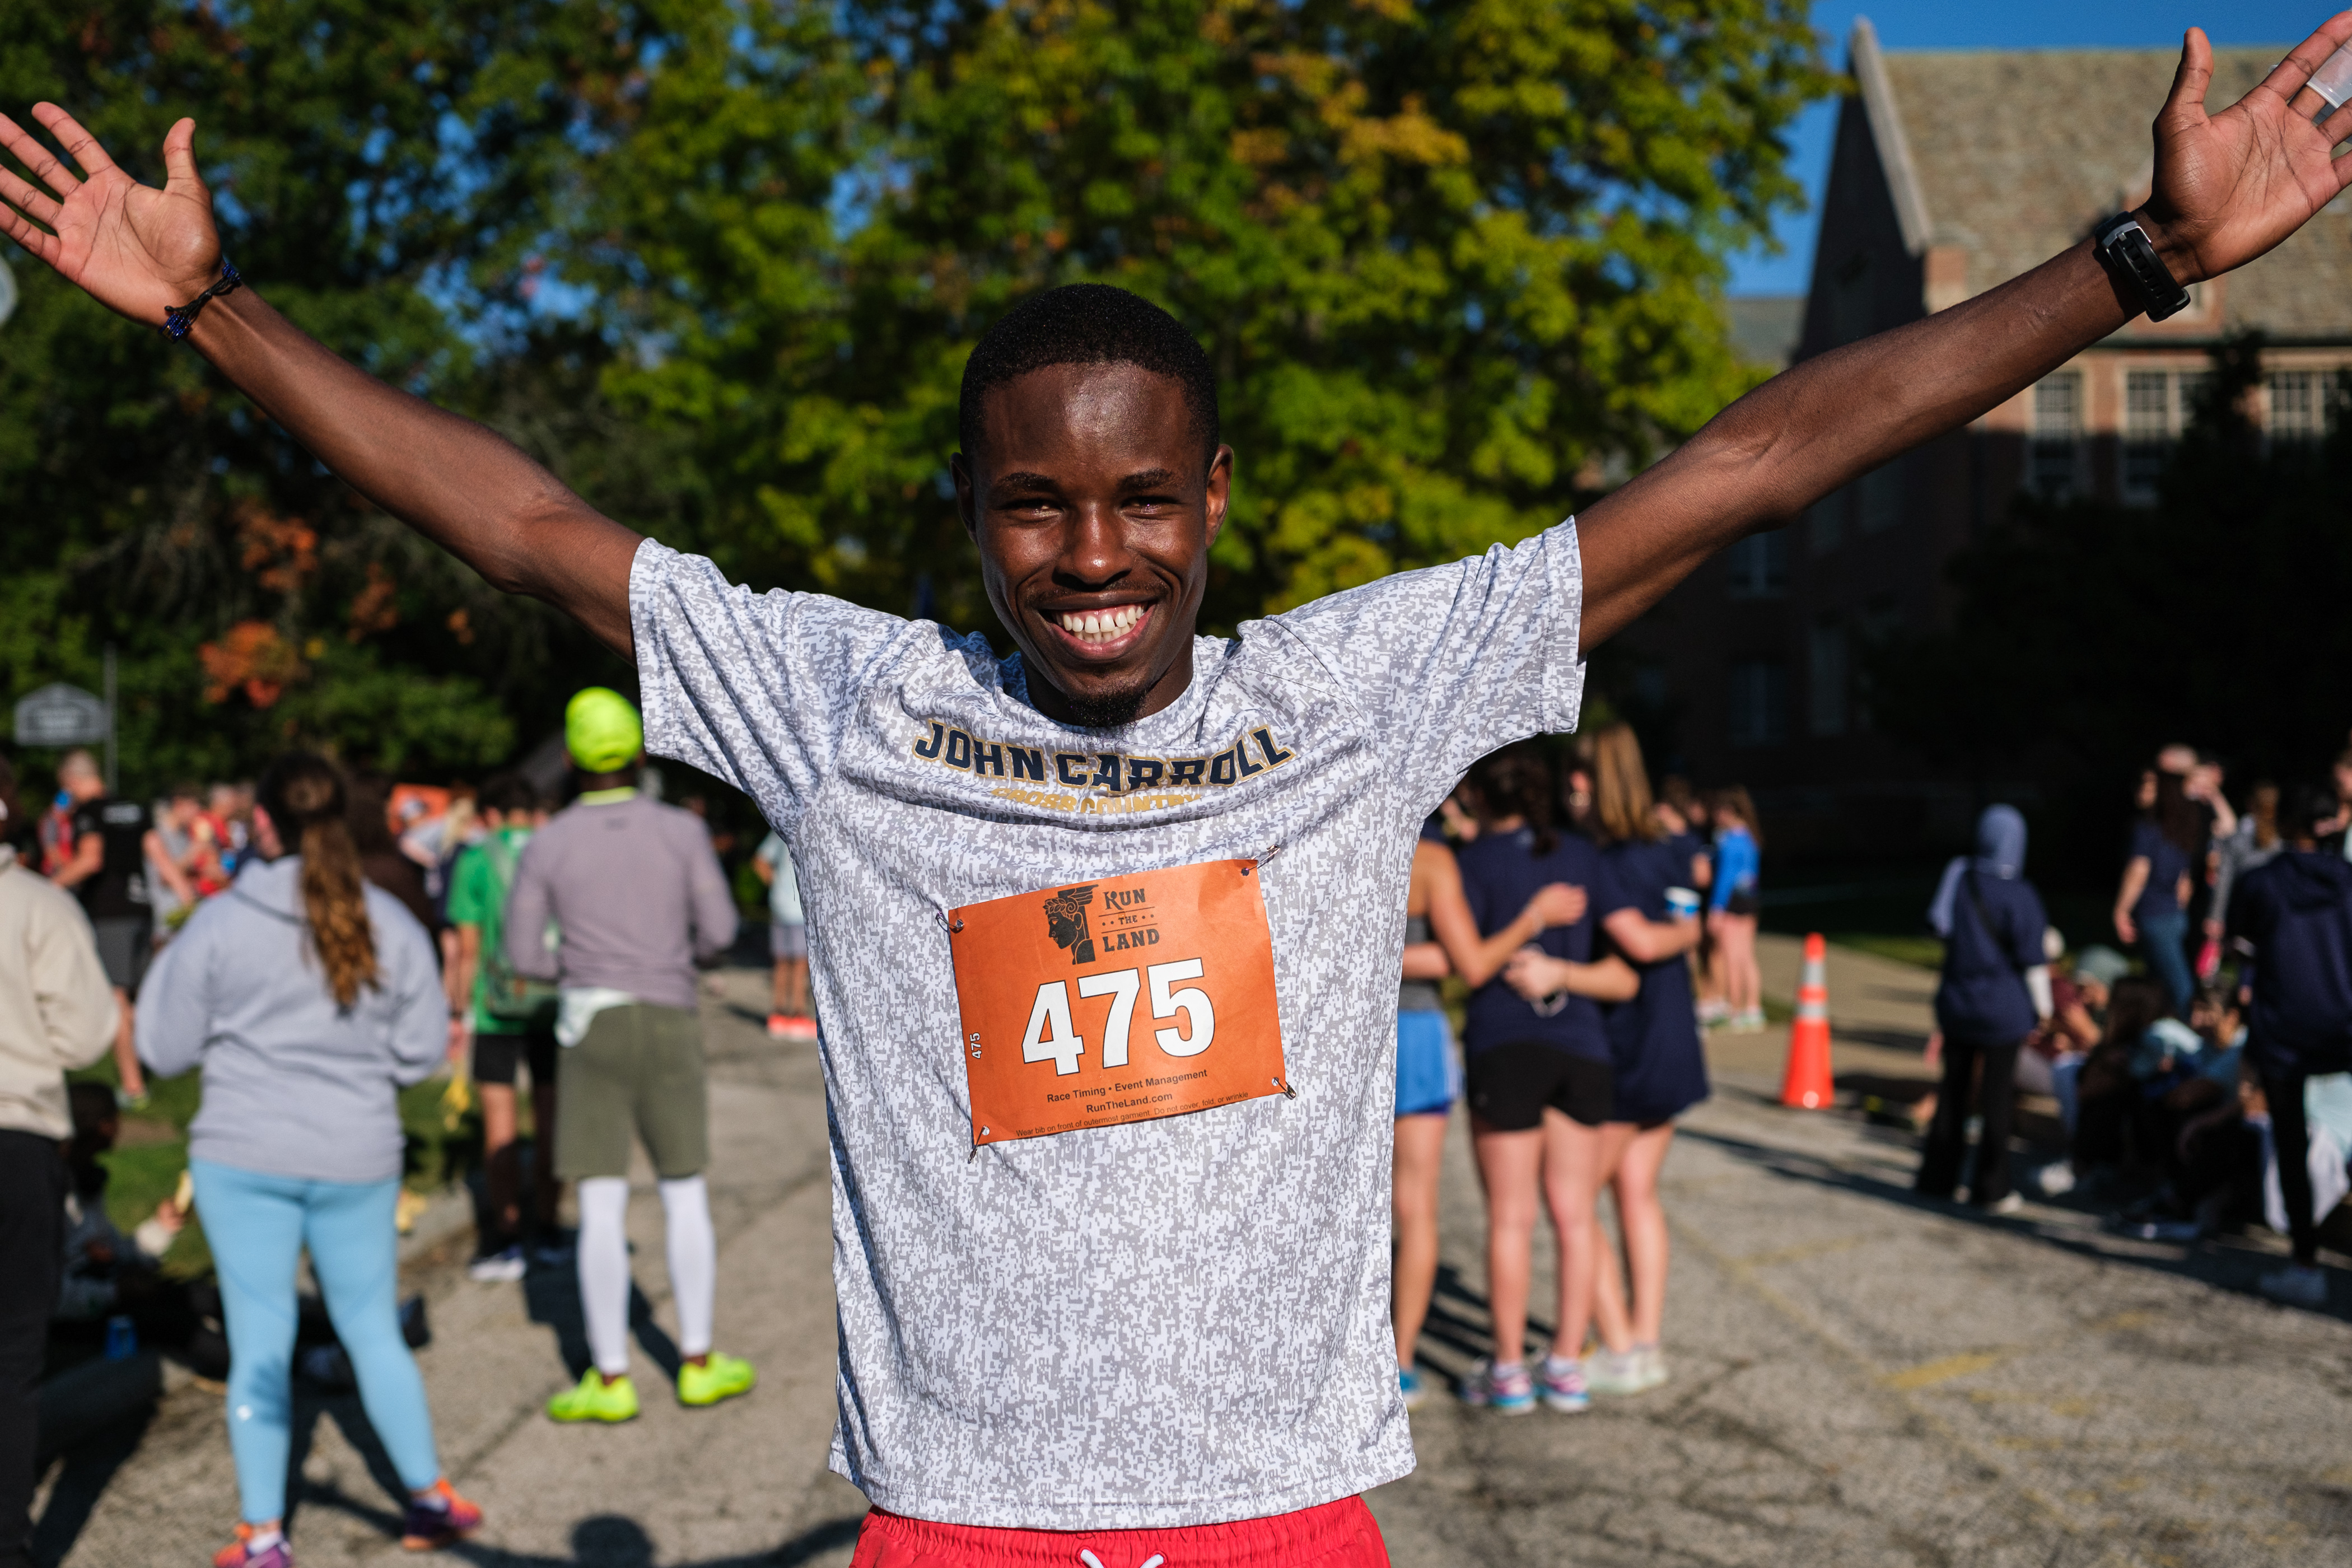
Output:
top-left (473, 1020), bottom-right (558, 1088)
top-left (1466, 1041), bottom-right (1614, 1132)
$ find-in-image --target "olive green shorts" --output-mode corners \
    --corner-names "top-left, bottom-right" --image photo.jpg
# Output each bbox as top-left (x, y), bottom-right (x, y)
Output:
top-left (554, 1004), bottom-right (709, 1180)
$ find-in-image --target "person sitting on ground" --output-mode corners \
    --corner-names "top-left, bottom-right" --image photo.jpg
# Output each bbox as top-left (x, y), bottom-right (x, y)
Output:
top-left (506, 689), bottom-right (754, 1422)
top-left (2037, 976), bottom-right (2171, 1200)
top-left (1918, 805), bottom-right (2052, 1214)
top-left (2224, 782), bottom-right (2352, 1308)
top-left (53, 1080), bottom-right (206, 1363)
top-left (138, 753), bottom-right (479, 1566)
top-left (444, 770), bottom-right (562, 1282)
top-left (15, 34), bottom-right (2352, 1550)
top-left (752, 829), bottom-right (815, 1039)
top-left (0, 752), bottom-right (118, 1568)
top-left (2017, 931), bottom-right (2100, 1101)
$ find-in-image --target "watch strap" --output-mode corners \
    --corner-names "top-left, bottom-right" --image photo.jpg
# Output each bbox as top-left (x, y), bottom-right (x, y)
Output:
top-left (2093, 214), bottom-right (2190, 323)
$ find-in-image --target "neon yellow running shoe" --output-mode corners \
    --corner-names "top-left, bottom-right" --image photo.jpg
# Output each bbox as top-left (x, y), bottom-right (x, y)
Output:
top-left (677, 1352), bottom-right (757, 1408)
top-left (547, 1369), bottom-right (638, 1423)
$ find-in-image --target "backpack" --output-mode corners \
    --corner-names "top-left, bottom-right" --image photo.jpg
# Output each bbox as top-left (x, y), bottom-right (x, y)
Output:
top-left (477, 834), bottom-right (558, 1026)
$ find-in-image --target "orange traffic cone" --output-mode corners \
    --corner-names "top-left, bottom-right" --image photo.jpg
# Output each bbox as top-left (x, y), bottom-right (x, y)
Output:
top-left (1780, 932), bottom-right (1835, 1110)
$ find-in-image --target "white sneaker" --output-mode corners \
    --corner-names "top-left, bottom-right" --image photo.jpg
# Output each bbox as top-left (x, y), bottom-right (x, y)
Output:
top-left (1632, 1345), bottom-right (1669, 1390)
top-left (2033, 1160), bottom-right (2075, 1197)
top-left (1987, 1192), bottom-right (2026, 1217)
top-left (1583, 1348), bottom-right (1648, 1396)
top-left (1698, 1000), bottom-right (1732, 1027)
top-left (2259, 1263), bottom-right (2327, 1308)
top-left (1733, 1009), bottom-right (1768, 1034)
top-left (467, 1244), bottom-right (526, 1283)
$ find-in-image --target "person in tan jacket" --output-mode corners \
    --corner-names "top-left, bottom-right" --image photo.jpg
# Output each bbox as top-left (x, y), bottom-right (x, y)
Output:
top-left (0, 752), bottom-right (116, 1568)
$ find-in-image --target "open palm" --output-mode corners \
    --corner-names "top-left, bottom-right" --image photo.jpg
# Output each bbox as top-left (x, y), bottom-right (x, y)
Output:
top-left (0, 105), bottom-right (222, 328)
top-left (2148, 20), bottom-right (2352, 282)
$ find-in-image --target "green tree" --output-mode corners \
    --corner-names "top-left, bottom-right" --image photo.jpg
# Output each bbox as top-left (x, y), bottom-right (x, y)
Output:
top-left (0, 0), bottom-right (660, 787)
top-left (581, 0), bottom-right (1830, 632)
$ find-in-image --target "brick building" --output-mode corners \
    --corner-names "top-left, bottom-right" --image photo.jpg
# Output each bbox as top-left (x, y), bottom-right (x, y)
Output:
top-left (1619, 24), bottom-right (2352, 858)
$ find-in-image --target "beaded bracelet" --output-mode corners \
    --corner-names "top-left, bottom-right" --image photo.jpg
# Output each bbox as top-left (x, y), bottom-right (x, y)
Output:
top-left (162, 259), bottom-right (243, 342)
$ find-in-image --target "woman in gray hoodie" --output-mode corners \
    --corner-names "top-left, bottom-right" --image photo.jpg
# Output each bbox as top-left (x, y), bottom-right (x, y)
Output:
top-left (138, 754), bottom-right (481, 1567)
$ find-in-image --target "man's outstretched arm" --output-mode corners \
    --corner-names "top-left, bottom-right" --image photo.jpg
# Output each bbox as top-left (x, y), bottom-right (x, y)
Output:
top-left (1576, 18), bottom-right (2352, 654)
top-left (0, 106), bottom-right (641, 655)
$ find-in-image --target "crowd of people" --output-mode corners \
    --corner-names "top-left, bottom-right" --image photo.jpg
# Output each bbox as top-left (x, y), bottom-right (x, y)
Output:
top-left (7, 34), bottom-right (2349, 1561)
top-left (0, 688), bottom-right (768, 1568)
top-left (1386, 726), bottom-right (1772, 1414)
top-left (1916, 739), bottom-right (2352, 1309)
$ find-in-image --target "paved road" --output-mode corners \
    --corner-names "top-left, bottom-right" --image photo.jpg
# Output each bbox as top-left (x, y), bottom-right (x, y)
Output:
top-left (38, 960), bottom-right (2352, 1567)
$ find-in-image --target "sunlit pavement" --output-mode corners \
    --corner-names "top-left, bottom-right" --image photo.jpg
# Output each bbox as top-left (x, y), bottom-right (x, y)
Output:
top-left (39, 954), bottom-right (2352, 1566)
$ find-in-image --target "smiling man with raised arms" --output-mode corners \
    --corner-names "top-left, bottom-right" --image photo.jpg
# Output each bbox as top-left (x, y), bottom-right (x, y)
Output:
top-left (7, 21), bottom-right (2352, 1564)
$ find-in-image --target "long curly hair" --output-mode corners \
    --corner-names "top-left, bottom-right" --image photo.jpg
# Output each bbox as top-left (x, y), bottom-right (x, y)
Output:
top-left (257, 754), bottom-right (378, 1010)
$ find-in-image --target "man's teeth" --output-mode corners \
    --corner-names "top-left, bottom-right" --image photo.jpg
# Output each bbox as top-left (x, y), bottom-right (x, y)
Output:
top-left (1057, 604), bottom-right (1146, 643)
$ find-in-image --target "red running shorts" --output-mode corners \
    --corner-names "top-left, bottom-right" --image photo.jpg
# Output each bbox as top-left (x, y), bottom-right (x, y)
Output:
top-left (848, 1496), bottom-right (1390, 1567)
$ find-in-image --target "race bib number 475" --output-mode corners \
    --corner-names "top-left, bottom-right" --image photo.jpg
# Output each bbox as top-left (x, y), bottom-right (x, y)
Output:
top-left (948, 858), bottom-right (1289, 1146)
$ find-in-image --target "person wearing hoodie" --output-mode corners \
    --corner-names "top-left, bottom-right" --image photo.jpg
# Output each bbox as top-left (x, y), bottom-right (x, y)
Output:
top-left (2224, 782), bottom-right (2352, 1309)
top-left (0, 753), bottom-right (117, 1568)
top-left (1917, 805), bottom-right (2052, 1214)
top-left (137, 754), bottom-right (481, 1567)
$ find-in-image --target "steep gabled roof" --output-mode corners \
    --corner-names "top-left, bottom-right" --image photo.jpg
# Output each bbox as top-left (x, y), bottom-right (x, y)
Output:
top-left (1855, 23), bottom-right (2352, 339)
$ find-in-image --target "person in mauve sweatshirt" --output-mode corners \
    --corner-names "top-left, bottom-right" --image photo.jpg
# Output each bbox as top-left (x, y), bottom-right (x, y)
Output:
top-left (2227, 782), bottom-right (2352, 1311)
top-left (137, 753), bottom-right (482, 1568)
top-left (505, 687), bottom-right (752, 1425)
top-left (0, 752), bottom-right (116, 1568)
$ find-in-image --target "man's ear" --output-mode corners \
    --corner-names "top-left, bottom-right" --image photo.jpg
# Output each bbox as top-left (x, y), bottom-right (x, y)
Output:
top-left (1202, 445), bottom-right (1235, 550)
top-left (952, 452), bottom-right (979, 542)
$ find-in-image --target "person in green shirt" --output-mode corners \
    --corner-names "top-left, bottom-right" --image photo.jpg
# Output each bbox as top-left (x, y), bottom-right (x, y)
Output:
top-left (444, 771), bottom-right (559, 1282)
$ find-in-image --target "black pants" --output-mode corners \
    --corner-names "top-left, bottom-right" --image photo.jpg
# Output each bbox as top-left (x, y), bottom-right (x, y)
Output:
top-left (2263, 1068), bottom-right (2317, 1266)
top-left (0, 1131), bottom-right (63, 1568)
top-left (1916, 1033), bottom-right (2023, 1206)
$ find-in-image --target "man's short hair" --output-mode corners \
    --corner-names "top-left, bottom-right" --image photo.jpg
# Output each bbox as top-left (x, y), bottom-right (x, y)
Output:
top-left (958, 284), bottom-right (1219, 471)
top-left (58, 749), bottom-right (99, 781)
top-left (477, 771), bottom-right (540, 817)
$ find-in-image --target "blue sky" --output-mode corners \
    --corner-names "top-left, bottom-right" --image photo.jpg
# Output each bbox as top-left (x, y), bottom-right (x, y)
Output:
top-left (1726, 1), bottom-right (2332, 294)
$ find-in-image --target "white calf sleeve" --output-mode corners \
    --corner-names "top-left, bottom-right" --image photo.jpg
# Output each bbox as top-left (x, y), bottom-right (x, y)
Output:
top-left (659, 1175), bottom-right (717, 1358)
top-left (575, 1177), bottom-right (633, 1376)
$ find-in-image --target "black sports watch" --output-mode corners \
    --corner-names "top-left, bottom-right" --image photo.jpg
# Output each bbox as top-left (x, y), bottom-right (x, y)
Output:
top-left (2093, 213), bottom-right (2191, 322)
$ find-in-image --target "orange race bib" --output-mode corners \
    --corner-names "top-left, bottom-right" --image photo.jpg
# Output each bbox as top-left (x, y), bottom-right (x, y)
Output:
top-left (948, 858), bottom-right (1289, 1146)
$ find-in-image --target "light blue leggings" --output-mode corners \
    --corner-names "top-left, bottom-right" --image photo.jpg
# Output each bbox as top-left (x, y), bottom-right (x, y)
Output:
top-left (190, 1160), bottom-right (441, 1524)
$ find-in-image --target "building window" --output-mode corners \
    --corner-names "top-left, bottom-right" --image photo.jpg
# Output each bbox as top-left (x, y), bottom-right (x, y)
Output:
top-left (2270, 371), bottom-right (2321, 445)
top-left (2029, 372), bottom-right (2082, 498)
top-left (1728, 659), bottom-right (1788, 748)
top-left (2121, 370), bottom-right (2173, 503)
top-left (1724, 529), bottom-right (1788, 599)
top-left (1808, 623), bottom-right (1848, 738)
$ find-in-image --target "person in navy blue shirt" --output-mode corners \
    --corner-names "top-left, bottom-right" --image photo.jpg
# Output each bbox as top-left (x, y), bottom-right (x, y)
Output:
top-left (2225, 783), bottom-right (2352, 1308)
top-left (1508, 724), bottom-right (1703, 1396)
top-left (1430, 744), bottom-right (1635, 1416)
top-left (2115, 771), bottom-right (2200, 1015)
top-left (1917, 805), bottom-right (2051, 1211)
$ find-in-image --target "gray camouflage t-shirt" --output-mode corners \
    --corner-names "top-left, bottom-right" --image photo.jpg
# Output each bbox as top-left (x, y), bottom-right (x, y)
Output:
top-left (630, 520), bottom-right (1585, 1529)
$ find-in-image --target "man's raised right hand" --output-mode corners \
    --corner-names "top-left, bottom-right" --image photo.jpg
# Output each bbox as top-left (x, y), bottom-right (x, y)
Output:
top-left (0, 106), bottom-right (222, 330)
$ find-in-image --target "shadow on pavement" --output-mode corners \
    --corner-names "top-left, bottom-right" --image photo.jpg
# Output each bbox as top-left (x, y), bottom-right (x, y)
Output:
top-left (431, 1509), bottom-right (866, 1565)
top-left (31, 1406), bottom-right (152, 1567)
top-left (522, 1257), bottom-right (683, 1381)
top-left (1677, 1121), bottom-right (2352, 1324)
